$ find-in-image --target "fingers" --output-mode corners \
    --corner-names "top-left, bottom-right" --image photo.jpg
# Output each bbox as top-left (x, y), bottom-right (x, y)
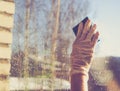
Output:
top-left (76, 22), bottom-right (83, 38)
top-left (76, 19), bottom-right (99, 45)
top-left (91, 32), bottom-right (99, 46)
top-left (80, 19), bottom-right (91, 40)
top-left (86, 24), bottom-right (96, 40)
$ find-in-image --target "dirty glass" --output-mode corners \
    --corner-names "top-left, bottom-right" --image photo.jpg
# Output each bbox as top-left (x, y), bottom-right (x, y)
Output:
top-left (10, 0), bottom-right (120, 91)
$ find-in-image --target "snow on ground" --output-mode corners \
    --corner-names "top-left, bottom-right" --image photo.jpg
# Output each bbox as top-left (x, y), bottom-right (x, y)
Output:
top-left (9, 77), bottom-right (70, 90)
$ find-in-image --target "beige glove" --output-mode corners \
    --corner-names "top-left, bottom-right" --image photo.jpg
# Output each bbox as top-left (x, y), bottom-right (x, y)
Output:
top-left (71, 19), bottom-right (99, 78)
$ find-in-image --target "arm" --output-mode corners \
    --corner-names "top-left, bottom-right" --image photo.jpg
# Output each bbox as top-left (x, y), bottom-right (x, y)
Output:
top-left (71, 19), bottom-right (99, 91)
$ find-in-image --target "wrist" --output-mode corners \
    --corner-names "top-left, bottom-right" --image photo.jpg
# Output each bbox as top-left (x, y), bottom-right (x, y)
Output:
top-left (71, 73), bottom-right (88, 91)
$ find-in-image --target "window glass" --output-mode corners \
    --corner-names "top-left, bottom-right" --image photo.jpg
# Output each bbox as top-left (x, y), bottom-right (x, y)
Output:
top-left (10, 0), bottom-right (120, 91)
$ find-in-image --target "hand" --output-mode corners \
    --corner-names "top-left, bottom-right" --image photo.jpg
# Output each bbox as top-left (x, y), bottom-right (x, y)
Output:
top-left (71, 19), bottom-right (99, 76)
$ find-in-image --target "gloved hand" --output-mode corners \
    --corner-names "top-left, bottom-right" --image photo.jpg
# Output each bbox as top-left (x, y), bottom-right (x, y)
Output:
top-left (71, 19), bottom-right (99, 78)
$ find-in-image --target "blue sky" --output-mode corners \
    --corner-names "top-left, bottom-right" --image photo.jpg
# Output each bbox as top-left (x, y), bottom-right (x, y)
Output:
top-left (13, 0), bottom-right (120, 57)
top-left (91, 0), bottom-right (120, 57)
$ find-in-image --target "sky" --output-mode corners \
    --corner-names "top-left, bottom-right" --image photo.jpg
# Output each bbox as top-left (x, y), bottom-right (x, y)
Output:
top-left (90, 0), bottom-right (120, 57)
top-left (12, 0), bottom-right (120, 57)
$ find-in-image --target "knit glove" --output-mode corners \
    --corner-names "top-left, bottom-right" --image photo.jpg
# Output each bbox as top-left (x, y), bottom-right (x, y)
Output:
top-left (71, 19), bottom-right (99, 78)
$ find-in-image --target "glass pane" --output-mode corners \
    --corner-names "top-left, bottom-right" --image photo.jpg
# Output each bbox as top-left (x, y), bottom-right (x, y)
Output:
top-left (10, 0), bottom-right (120, 91)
